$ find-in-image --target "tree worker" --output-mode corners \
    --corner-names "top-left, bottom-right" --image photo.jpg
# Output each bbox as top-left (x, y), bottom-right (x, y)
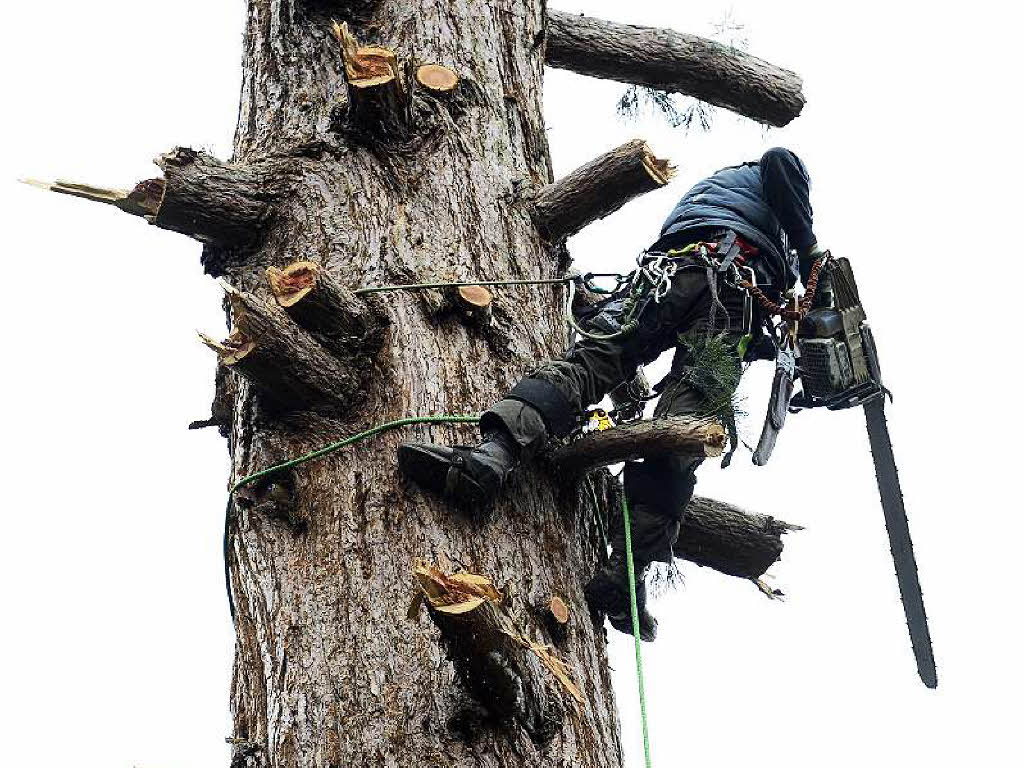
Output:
top-left (398, 147), bottom-right (824, 641)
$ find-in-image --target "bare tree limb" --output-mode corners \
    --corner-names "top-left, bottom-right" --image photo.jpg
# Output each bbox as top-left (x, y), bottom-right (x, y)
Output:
top-left (587, 469), bottom-right (800, 585)
top-left (265, 260), bottom-right (388, 354)
top-left (679, 495), bottom-right (802, 581)
top-left (551, 417), bottom-right (726, 473)
top-left (23, 147), bottom-right (281, 249)
top-left (530, 139), bottom-right (674, 242)
top-left (545, 10), bottom-right (805, 127)
top-left (199, 282), bottom-right (360, 410)
top-left (411, 563), bottom-right (580, 743)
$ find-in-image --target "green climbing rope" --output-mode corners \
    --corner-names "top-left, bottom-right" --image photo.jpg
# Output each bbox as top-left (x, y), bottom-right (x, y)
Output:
top-left (622, 492), bottom-right (653, 768)
top-left (230, 415), bottom-right (480, 493)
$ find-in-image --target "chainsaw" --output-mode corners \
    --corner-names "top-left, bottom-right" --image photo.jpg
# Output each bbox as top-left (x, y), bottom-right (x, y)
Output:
top-left (754, 255), bottom-right (938, 689)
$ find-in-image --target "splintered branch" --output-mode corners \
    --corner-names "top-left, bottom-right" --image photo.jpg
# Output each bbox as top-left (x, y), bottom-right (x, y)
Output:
top-left (587, 469), bottom-right (800, 587)
top-left (551, 417), bottom-right (726, 474)
top-left (24, 147), bottom-right (278, 249)
top-left (20, 177), bottom-right (163, 217)
top-left (410, 562), bottom-right (581, 744)
top-left (152, 148), bottom-right (276, 247)
top-left (679, 495), bottom-right (802, 582)
top-left (545, 10), bottom-right (805, 127)
top-left (199, 282), bottom-right (360, 410)
top-left (332, 21), bottom-right (406, 133)
top-left (530, 139), bottom-right (674, 242)
top-left (265, 261), bottom-right (387, 353)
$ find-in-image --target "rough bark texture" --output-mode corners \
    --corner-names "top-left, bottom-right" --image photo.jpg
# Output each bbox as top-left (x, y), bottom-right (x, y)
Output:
top-left (221, 2), bottom-right (623, 766)
top-left (153, 147), bottom-right (281, 248)
top-left (551, 416), bottom-right (727, 474)
top-left (531, 139), bottom-right (674, 242)
top-left (201, 284), bottom-right (362, 412)
top-left (545, 10), bottom-right (805, 127)
top-left (265, 260), bottom-right (388, 355)
top-left (679, 495), bottom-right (799, 580)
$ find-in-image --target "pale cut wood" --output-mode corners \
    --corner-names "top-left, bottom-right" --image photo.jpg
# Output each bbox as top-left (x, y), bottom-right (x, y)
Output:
top-left (545, 10), bottom-right (805, 127)
top-left (451, 284), bottom-right (493, 324)
top-left (548, 595), bottom-right (569, 625)
top-left (416, 64), bottom-right (459, 92)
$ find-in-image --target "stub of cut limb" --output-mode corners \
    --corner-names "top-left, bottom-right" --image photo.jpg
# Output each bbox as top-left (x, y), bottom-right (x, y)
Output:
top-left (551, 416), bottom-right (726, 474)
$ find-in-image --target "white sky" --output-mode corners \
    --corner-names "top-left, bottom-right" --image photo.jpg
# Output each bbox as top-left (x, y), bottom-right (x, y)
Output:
top-left (1, 2), bottom-right (1021, 767)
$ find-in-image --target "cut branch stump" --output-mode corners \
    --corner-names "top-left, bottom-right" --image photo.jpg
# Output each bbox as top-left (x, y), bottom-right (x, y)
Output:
top-left (265, 260), bottom-right (387, 354)
top-left (552, 417), bottom-right (726, 474)
top-left (411, 562), bottom-right (582, 744)
top-left (199, 283), bottom-right (360, 410)
top-left (531, 139), bottom-right (674, 242)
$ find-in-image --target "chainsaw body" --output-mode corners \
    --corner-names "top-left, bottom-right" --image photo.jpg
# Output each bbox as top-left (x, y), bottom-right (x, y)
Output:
top-left (793, 258), bottom-right (886, 411)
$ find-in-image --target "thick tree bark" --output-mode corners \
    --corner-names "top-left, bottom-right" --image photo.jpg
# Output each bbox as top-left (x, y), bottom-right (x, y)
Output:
top-left (33, 2), bottom-right (808, 766)
top-left (551, 416), bottom-right (727, 473)
top-left (531, 139), bottom-right (674, 242)
top-left (23, 147), bottom-right (286, 251)
top-left (221, 2), bottom-right (622, 766)
top-left (545, 10), bottom-right (805, 127)
top-left (680, 495), bottom-right (800, 580)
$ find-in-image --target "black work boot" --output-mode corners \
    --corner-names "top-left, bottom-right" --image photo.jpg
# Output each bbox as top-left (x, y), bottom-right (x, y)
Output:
top-left (398, 428), bottom-right (520, 508)
top-left (584, 554), bottom-right (658, 642)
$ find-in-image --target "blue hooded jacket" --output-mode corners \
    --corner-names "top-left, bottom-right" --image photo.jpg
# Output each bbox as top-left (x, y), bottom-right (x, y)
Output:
top-left (652, 147), bottom-right (815, 289)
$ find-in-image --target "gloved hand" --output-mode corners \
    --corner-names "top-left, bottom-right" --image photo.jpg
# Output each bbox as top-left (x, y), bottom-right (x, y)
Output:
top-left (799, 242), bottom-right (828, 286)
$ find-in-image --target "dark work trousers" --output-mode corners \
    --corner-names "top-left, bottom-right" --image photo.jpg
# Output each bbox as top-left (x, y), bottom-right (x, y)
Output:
top-left (486, 251), bottom-right (748, 566)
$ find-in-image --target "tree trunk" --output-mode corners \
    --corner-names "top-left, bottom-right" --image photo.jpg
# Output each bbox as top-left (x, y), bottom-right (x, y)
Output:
top-left (28, 2), bottom-right (807, 764)
top-left (221, 2), bottom-right (621, 766)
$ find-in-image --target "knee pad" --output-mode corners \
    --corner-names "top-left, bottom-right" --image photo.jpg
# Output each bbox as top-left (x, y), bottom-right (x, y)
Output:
top-left (503, 378), bottom-right (578, 438)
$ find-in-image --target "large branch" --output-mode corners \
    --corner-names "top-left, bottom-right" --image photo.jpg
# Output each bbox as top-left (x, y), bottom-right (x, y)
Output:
top-left (545, 10), bottom-right (805, 127)
top-left (530, 139), bottom-right (674, 242)
top-left (265, 260), bottom-right (388, 355)
top-left (679, 495), bottom-right (801, 581)
top-left (151, 148), bottom-right (277, 247)
top-left (587, 469), bottom-right (800, 587)
top-left (23, 147), bottom-right (279, 249)
top-left (199, 283), bottom-right (360, 410)
top-left (551, 416), bottom-right (726, 474)
top-left (411, 563), bottom-right (582, 743)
